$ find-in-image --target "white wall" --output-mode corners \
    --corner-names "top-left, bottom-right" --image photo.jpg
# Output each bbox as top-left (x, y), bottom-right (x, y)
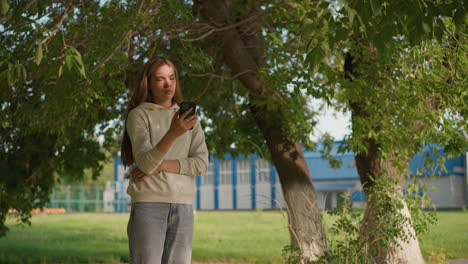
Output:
top-left (405, 175), bottom-right (465, 209)
top-left (218, 185), bottom-right (233, 209)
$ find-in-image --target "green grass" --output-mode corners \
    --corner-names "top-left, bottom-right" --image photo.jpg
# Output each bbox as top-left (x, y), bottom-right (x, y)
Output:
top-left (419, 211), bottom-right (468, 260)
top-left (192, 211), bottom-right (288, 263)
top-left (0, 214), bottom-right (129, 264)
top-left (0, 211), bottom-right (466, 263)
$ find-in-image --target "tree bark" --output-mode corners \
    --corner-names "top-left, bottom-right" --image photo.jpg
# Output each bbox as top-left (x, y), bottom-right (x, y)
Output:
top-left (346, 52), bottom-right (425, 264)
top-left (355, 149), bottom-right (425, 264)
top-left (193, 0), bottom-right (327, 258)
top-left (360, 194), bottom-right (425, 264)
top-left (250, 103), bottom-right (327, 258)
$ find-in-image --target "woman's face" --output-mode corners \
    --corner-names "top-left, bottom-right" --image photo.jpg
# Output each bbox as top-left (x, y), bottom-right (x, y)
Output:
top-left (149, 64), bottom-right (176, 106)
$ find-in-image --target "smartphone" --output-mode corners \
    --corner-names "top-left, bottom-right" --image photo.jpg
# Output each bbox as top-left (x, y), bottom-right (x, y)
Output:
top-left (179, 101), bottom-right (196, 119)
top-left (179, 101), bottom-right (197, 130)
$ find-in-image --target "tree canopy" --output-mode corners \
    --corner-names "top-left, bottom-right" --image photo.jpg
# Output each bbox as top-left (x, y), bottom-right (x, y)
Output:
top-left (1, 3), bottom-right (467, 259)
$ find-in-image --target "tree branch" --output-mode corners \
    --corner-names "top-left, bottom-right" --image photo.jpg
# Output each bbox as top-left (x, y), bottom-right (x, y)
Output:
top-left (190, 70), bottom-right (254, 80)
top-left (174, 9), bottom-right (267, 42)
top-left (0, 126), bottom-right (16, 144)
top-left (39, 1), bottom-right (73, 46)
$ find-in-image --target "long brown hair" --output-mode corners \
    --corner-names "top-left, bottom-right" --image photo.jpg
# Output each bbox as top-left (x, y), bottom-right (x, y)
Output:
top-left (121, 57), bottom-right (183, 168)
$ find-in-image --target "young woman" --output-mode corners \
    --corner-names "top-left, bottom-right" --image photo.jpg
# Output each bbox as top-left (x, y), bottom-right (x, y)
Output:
top-left (121, 57), bottom-right (209, 264)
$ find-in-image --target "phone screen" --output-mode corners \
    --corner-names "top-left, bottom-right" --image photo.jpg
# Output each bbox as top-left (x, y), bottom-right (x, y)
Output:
top-left (179, 101), bottom-right (196, 119)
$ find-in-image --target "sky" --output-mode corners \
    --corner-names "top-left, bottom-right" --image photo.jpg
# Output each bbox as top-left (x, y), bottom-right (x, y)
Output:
top-left (311, 106), bottom-right (351, 142)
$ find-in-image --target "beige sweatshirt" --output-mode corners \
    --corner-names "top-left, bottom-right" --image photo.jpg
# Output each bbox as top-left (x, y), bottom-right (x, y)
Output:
top-left (125, 102), bottom-right (209, 204)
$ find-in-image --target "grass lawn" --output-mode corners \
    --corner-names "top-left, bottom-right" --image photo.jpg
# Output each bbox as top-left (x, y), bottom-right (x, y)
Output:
top-left (419, 211), bottom-right (468, 260)
top-left (0, 210), bottom-right (466, 263)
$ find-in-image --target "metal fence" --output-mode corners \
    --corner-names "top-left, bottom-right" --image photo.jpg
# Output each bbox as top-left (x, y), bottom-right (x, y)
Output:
top-left (46, 185), bottom-right (106, 213)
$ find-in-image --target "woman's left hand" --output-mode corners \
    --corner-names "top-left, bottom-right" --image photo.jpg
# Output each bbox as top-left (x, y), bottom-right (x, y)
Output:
top-left (131, 166), bottom-right (154, 181)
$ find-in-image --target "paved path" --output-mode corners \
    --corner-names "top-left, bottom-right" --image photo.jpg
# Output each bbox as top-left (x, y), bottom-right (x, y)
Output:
top-left (193, 262), bottom-right (468, 264)
top-left (192, 260), bottom-right (468, 264)
top-left (448, 259), bottom-right (468, 264)
top-left (192, 262), bottom-right (250, 264)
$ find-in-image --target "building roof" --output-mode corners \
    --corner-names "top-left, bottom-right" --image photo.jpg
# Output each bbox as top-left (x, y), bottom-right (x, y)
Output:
top-left (304, 142), bottom-right (465, 180)
top-left (408, 145), bottom-right (465, 177)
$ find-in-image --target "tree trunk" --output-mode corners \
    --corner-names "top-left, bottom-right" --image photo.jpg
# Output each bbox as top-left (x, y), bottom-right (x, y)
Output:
top-left (361, 195), bottom-right (425, 264)
top-left (250, 103), bottom-right (327, 259)
top-left (346, 52), bottom-right (425, 263)
top-left (193, 0), bottom-right (327, 258)
top-left (354, 142), bottom-right (425, 264)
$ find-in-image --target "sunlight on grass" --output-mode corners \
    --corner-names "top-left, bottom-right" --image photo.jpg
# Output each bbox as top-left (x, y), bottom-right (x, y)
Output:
top-left (0, 210), bottom-right (466, 263)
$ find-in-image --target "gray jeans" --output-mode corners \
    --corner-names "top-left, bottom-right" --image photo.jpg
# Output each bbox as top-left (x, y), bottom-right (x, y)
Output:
top-left (127, 202), bottom-right (194, 264)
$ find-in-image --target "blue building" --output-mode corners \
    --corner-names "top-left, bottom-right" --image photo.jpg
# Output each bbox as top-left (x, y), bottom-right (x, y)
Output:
top-left (107, 142), bottom-right (467, 212)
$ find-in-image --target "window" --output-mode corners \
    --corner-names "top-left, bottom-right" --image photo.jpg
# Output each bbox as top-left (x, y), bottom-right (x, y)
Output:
top-left (202, 162), bottom-right (213, 185)
top-left (220, 160), bottom-right (232, 185)
top-left (238, 159), bottom-right (250, 184)
top-left (256, 159), bottom-right (271, 183)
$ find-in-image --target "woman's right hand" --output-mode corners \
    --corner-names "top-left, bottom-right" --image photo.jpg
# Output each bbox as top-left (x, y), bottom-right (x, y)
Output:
top-left (168, 108), bottom-right (198, 138)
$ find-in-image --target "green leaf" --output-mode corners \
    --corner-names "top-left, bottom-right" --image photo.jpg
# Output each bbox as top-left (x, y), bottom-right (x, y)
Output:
top-left (35, 44), bottom-right (43, 65)
top-left (306, 45), bottom-right (325, 75)
top-left (302, 17), bottom-right (315, 36)
top-left (58, 64), bottom-right (63, 78)
top-left (0, 0), bottom-right (9, 15)
top-left (0, 58), bottom-right (8, 67)
top-left (347, 7), bottom-right (356, 26)
top-left (68, 46), bottom-right (86, 79)
top-left (65, 55), bottom-right (73, 70)
top-left (14, 63), bottom-right (24, 80)
top-left (76, 58), bottom-right (86, 79)
top-left (453, 8), bottom-right (465, 30)
top-left (370, 0), bottom-right (382, 16)
top-left (21, 64), bottom-right (27, 80)
top-left (334, 27), bottom-right (349, 42)
top-left (7, 62), bottom-right (14, 86)
top-left (422, 21), bottom-right (431, 33)
top-left (269, 32), bottom-right (280, 43)
top-left (303, 17), bottom-right (314, 26)
top-left (434, 19), bottom-right (445, 41)
top-left (73, 55), bottom-right (86, 79)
